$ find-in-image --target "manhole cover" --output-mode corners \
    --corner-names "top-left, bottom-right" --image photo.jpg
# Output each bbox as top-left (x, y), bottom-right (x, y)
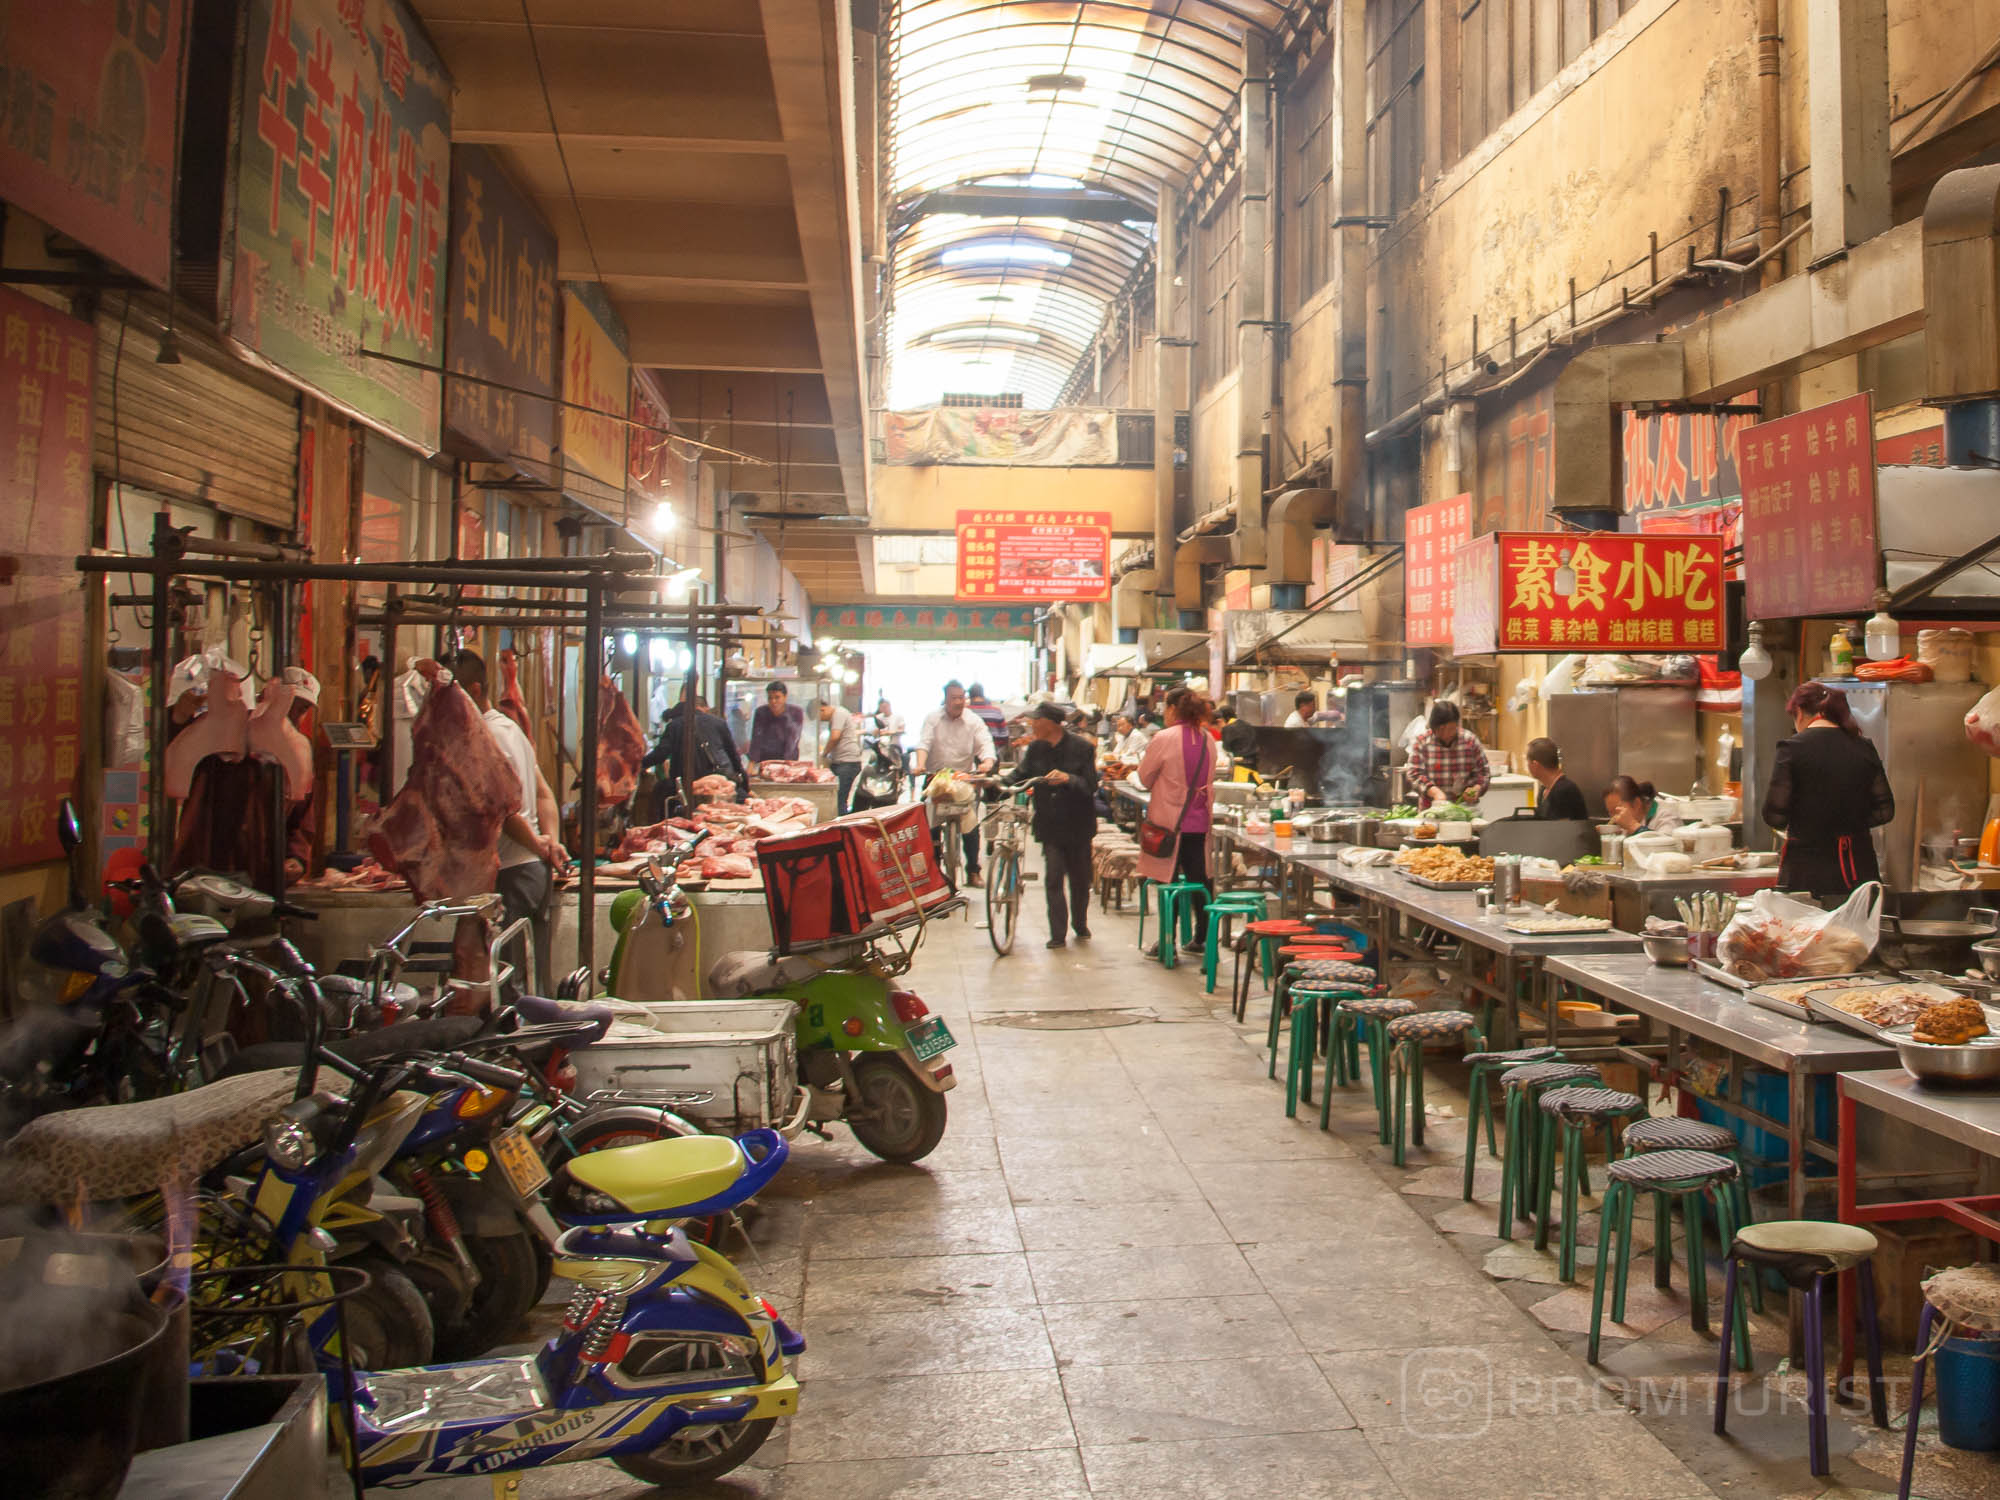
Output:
top-left (980, 1008), bottom-right (1155, 1030)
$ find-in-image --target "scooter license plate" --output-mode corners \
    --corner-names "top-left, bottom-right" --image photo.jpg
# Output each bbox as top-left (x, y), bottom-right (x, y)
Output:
top-left (905, 1015), bottom-right (956, 1061)
top-left (490, 1127), bottom-right (549, 1198)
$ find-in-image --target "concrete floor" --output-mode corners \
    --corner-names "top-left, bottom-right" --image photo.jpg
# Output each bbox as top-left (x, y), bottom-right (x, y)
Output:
top-left (394, 881), bottom-right (1999, 1500)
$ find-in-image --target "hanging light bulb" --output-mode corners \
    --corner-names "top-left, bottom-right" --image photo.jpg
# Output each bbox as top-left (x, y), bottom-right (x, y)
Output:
top-left (647, 638), bottom-right (670, 671)
top-left (619, 632), bottom-right (639, 655)
top-left (647, 499), bottom-right (676, 535)
top-left (1738, 620), bottom-right (1773, 682)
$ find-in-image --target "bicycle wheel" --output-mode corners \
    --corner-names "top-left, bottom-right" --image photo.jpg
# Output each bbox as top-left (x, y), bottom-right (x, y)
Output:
top-left (986, 844), bottom-right (1019, 954)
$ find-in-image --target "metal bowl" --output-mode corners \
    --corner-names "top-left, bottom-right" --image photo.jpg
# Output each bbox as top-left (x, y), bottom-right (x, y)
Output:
top-left (1971, 939), bottom-right (2000, 980)
top-left (1642, 934), bottom-right (1691, 967)
top-left (1893, 1033), bottom-right (2000, 1086)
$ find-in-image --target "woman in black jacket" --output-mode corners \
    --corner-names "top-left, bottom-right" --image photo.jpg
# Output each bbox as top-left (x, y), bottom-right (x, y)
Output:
top-left (1761, 682), bottom-right (1895, 903)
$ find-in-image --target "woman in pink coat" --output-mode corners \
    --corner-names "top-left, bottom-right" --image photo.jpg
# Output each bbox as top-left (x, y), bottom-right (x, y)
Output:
top-left (1137, 688), bottom-right (1218, 955)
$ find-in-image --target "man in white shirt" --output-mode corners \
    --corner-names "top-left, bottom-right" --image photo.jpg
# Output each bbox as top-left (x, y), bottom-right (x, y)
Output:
top-left (818, 698), bottom-right (865, 815)
top-left (1104, 712), bottom-right (1150, 762)
top-left (453, 651), bottom-right (565, 997)
top-left (1284, 689), bottom-right (1318, 728)
top-left (915, 679), bottom-right (996, 885)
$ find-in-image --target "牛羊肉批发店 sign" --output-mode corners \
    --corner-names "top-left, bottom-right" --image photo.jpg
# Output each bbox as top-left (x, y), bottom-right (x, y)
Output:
top-left (954, 510), bottom-right (1111, 601)
top-left (1454, 532), bottom-right (1726, 655)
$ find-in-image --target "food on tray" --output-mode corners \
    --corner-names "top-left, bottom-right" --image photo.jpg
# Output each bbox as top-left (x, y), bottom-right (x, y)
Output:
top-left (1387, 804), bottom-right (1420, 820)
top-left (1752, 976), bottom-right (1880, 1004)
top-left (1505, 911), bottom-right (1612, 933)
top-left (1912, 996), bottom-right (1991, 1045)
top-left (1394, 847), bottom-right (1494, 883)
top-left (1716, 907), bottom-right (1871, 981)
top-left (1412, 822), bottom-right (1439, 840)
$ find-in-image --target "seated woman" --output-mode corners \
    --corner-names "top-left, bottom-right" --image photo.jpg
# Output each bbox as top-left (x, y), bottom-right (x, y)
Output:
top-left (1602, 775), bottom-right (1658, 834)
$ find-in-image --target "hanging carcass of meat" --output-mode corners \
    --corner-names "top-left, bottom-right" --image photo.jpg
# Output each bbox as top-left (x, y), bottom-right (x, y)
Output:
top-left (369, 665), bottom-right (521, 900)
top-left (246, 681), bottom-right (314, 801)
top-left (497, 647), bottom-right (533, 738)
top-left (164, 672), bottom-right (252, 798)
top-left (597, 675), bottom-right (647, 806)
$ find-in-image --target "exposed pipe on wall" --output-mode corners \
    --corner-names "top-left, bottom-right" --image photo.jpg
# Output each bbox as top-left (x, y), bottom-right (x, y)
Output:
top-left (1757, 0), bottom-right (1783, 289)
top-left (1152, 182), bottom-right (1181, 624)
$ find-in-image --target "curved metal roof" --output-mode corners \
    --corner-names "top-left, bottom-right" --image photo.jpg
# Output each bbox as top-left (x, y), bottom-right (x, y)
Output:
top-left (884, 1), bottom-right (1280, 408)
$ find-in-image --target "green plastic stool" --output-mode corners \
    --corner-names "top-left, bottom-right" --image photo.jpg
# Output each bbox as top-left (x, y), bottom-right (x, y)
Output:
top-left (1325, 995), bottom-right (1416, 1140)
top-left (1620, 1115), bottom-right (1757, 1289)
top-left (1534, 1085), bottom-right (1647, 1283)
top-left (1202, 892), bottom-right (1268, 993)
top-left (1272, 979), bottom-right (1376, 1080)
top-left (1282, 989), bottom-right (1321, 1119)
top-left (1588, 1149), bottom-right (1744, 1362)
top-left (1460, 1047), bottom-right (1562, 1202)
top-left (1495, 1062), bottom-right (1604, 1239)
top-left (1385, 1011), bottom-right (1486, 1167)
top-left (1137, 878), bottom-right (1205, 965)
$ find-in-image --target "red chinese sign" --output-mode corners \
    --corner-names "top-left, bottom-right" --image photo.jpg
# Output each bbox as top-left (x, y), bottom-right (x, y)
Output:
top-left (1740, 393), bottom-right (1879, 619)
top-left (955, 510), bottom-right (1110, 601)
top-left (1875, 426), bottom-right (1945, 467)
top-left (1404, 494), bottom-right (1472, 646)
top-left (1621, 408), bottom-right (1760, 512)
top-left (0, 289), bottom-right (92, 867)
top-left (1456, 531), bottom-right (1725, 654)
top-left (0, 2), bottom-right (185, 287)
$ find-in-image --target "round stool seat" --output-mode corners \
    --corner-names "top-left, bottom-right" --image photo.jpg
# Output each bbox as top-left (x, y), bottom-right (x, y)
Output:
top-left (1501, 1061), bottom-right (1601, 1091)
top-left (1623, 1116), bottom-right (1740, 1154)
top-left (1290, 960), bottom-right (1375, 985)
top-left (1731, 1220), bottom-right (1879, 1281)
top-left (1921, 1265), bottom-right (2000, 1334)
top-left (1387, 1009), bottom-right (1479, 1041)
top-left (1245, 920), bottom-right (1311, 936)
top-left (1538, 1085), bottom-right (1643, 1119)
top-left (1337, 996), bottom-right (1416, 1020)
top-left (1464, 1046), bottom-right (1559, 1067)
top-left (1605, 1148), bottom-right (1738, 1186)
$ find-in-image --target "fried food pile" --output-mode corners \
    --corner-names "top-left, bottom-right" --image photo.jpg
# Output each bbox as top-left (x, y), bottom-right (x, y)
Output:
top-left (1912, 996), bottom-right (1992, 1046)
top-left (1394, 847), bottom-right (1495, 883)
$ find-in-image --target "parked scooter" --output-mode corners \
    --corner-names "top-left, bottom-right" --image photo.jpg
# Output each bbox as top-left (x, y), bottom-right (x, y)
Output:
top-left (603, 832), bottom-right (961, 1163)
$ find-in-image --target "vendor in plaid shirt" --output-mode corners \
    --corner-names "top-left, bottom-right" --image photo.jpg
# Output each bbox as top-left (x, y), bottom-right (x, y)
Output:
top-left (1407, 701), bottom-right (1492, 807)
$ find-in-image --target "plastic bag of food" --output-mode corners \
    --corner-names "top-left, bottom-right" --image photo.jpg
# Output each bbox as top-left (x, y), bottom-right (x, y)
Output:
top-left (1966, 684), bottom-right (2000, 757)
top-left (1715, 882), bottom-right (1882, 980)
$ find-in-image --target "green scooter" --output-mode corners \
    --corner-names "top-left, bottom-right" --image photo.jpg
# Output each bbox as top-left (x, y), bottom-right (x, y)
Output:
top-left (600, 833), bottom-right (960, 1164)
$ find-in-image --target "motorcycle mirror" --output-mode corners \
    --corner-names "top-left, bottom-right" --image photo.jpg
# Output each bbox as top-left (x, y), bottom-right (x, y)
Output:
top-left (56, 799), bottom-right (80, 854)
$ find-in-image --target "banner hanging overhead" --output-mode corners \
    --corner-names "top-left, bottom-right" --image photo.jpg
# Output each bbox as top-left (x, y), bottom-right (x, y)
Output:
top-left (224, 0), bottom-right (450, 450)
top-left (882, 407), bottom-right (1120, 465)
top-left (1739, 392), bottom-right (1880, 619)
top-left (812, 603), bottom-right (1038, 640)
top-left (561, 282), bottom-right (631, 511)
top-left (1455, 531), bottom-right (1725, 655)
top-left (1404, 493), bottom-right (1472, 647)
top-left (0, 2), bottom-right (186, 288)
top-left (443, 145), bottom-right (558, 471)
top-left (0, 289), bottom-right (93, 868)
top-left (954, 510), bottom-right (1111, 601)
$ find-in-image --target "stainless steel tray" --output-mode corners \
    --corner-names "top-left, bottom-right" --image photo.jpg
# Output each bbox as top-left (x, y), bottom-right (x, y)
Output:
top-left (1401, 872), bottom-right (1489, 891)
top-left (1503, 915), bottom-right (1613, 935)
top-left (1691, 959), bottom-right (1749, 991)
top-left (1744, 973), bottom-right (1888, 1023)
top-left (1803, 981), bottom-right (1997, 1042)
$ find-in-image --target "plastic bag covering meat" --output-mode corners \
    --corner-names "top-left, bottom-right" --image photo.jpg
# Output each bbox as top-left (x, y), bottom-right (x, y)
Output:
top-left (1967, 684), bottom-right (2000, 758)
top-left (246, 681), bottom-right (314, 801)
top-left (369, 674), bottom-right (520, 900)
top-left (103, 671), bottom-right (146, 768)
top-left (496, 647), bottom-right (533, 738)
top-left (1716, 882), bottom-right (1883, 981)
top-left (597, 676), bottom-right (646, 805)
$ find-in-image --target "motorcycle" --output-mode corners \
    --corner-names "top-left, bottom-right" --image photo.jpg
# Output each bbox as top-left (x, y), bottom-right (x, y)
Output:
top-left (849, 734), bottom-right (908, 810)
top-left (605, 832), bottom-right (960, 1163)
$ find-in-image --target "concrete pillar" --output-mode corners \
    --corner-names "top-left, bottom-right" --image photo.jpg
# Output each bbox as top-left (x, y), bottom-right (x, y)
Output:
top-left (1153, 183), bottom-right (1180, 625)
top-left (1807, 0), bottom-right (1890, 264)
top-left (1235, 33), bottom-right (1271, 569)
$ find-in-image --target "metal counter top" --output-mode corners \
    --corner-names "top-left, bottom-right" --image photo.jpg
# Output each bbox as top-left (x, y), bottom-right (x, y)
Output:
top-left (1543, 952), bottom-right (1895, 1074)
top-left (1839, 1068), bottom-right (2000, 1157)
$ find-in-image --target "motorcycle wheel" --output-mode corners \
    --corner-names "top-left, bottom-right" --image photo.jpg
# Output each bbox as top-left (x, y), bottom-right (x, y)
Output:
top-left (344, 1256), bottom-right (435, 1369)
top-left (614, 1417), bottom-right (776, 1485)
top-left (433, 1225), bottom-right (541, 1361)
top-left (846, 1054), bottom-right (948, 1164)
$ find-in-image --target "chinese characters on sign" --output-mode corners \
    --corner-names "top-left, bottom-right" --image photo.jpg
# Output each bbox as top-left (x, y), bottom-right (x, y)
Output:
top-left (954, 511), bottom-right (1111, 602)
top-left (811, 604), bottom-right (1037, 640)
top-left (443, 145), bottom-right (557, 470)
top-left (1621, 408), bottom-right (1759, 511)
top-left (0, 2), bottom-right (184, 288)
top-left (225, 0), bottom-right (449, 450)
top-left (0, 288), bottom-right (92, 868)
top-left (1740, 393), bottom-right (1879, 619)
top-left (1404, 494), bottom-right (1472, 646)
top-left (1454, 532), bottom-right (1726, 654)
top-left (561, 283), bottom-right (631, 505)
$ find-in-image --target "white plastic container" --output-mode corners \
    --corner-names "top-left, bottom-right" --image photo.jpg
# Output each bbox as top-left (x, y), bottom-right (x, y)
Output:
top-left (1918, 628), bottom-right (1975, 683)
top-left (568, 998), bottom-right (799, 1131)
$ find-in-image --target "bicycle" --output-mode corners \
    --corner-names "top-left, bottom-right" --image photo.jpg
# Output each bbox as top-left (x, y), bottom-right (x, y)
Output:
top-left (966, 775), bottom-right (1050, 956)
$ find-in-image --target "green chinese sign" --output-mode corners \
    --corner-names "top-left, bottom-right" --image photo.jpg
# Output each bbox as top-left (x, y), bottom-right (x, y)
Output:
top-left (223, 0), bottom-right (449, 450)
top-left (811, 603), bottom-right (1037, 640)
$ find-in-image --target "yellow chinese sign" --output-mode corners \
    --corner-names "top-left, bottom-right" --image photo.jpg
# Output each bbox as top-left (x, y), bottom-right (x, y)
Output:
top-left (1458, 531), bottom-right (1725, 654)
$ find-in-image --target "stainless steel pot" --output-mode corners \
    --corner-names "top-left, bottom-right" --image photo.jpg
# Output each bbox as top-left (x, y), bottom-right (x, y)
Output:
top-left (1310, 820), bottom-right (1344, 845)
top-left (1894, 1034), bottom-right (2000, 1086)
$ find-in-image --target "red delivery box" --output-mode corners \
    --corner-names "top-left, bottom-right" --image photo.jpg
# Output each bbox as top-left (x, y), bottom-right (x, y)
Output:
top-left (756, 803), bottom-right (951, 953)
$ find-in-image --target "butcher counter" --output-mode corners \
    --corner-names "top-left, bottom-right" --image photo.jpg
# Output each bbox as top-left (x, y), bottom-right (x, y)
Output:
top-left (286, 881), bottom-right (776, 998)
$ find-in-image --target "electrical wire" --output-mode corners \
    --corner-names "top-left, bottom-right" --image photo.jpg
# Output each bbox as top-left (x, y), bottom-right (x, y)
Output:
top-left (518, 0), bottom-right (604, 287)
top-left (109, 291), bottom-right (152, 631)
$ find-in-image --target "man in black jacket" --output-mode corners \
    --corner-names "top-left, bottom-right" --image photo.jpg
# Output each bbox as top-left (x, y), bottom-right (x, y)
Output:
top-left (1003, 703), bottom-right (1099, 948)
top-left (642, 689), bottom-right (750, 811)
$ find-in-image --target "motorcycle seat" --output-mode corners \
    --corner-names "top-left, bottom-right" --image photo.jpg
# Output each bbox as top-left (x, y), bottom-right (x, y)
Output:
top-left (555, 1129), bottom-right (787, 1222)
top-left (0, 1067), bottom-right (300, 1204)
top-left (507, 992), bottom-right (616, 1045)
top-left (214, 1016), bottom-right (487, 1078)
